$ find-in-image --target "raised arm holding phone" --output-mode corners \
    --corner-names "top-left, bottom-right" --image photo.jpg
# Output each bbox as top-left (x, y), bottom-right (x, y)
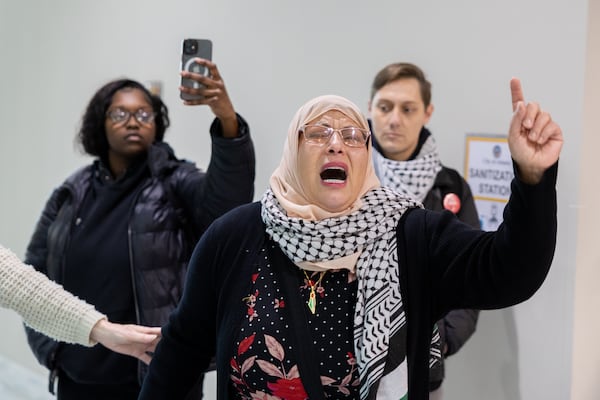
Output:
top-left (23, 47), bottom-right (255, 400)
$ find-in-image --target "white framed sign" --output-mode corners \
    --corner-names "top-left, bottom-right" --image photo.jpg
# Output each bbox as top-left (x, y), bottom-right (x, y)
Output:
top-left (464, 134), bottom-right (513, 231)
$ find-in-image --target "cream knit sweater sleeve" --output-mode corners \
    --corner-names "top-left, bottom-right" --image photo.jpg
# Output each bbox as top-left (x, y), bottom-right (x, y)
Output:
top-left (0, 244), bottom-right (105, 346)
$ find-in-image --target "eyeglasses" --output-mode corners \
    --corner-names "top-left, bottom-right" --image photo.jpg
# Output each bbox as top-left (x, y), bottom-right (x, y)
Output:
top-left (300, 125), bottom-right (370, 147)
top-left (106, 108), bottom-right (156, 125)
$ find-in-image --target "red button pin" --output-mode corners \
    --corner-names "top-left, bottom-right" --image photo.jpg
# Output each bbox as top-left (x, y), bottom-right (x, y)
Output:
top-left (443, 193), bottom-right (461, 214)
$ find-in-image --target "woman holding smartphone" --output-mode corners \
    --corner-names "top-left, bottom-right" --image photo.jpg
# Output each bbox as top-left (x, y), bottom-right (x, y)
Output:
top-left (23, 59), bottom-right (255, 400)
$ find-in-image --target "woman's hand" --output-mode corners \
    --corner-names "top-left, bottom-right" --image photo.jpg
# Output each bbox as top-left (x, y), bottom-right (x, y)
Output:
top-left (180, 58), bottom-right (239, 138)
top-left (508, 78), bottom-right (564, 184)
top-left (90, 319), bottom-right (161, 365)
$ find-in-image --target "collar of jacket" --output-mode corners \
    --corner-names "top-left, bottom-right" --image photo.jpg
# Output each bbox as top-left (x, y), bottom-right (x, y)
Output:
top-left (147, 141), bottom-right (181, 178)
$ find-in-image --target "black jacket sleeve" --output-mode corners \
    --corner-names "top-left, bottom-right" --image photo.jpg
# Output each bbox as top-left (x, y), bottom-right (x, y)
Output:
top-left (439, 309), bottom-right (479, 356)
top-left (173, 113), bottom-right (256, 237)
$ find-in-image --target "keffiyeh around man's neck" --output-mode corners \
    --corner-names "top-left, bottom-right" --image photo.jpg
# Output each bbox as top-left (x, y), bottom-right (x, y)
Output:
top-left (372, 127), bottom-right (443, 202)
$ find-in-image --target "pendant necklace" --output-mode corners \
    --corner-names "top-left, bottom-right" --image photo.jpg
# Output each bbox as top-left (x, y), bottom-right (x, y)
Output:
top-left (302, 270), bottom-right (326, 314)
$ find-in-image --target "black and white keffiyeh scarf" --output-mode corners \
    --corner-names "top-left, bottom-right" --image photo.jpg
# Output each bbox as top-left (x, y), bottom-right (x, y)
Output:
top-left (261, 187), bottom-right (421, 399)
top-left (373, 133), bottom-right (443, 203)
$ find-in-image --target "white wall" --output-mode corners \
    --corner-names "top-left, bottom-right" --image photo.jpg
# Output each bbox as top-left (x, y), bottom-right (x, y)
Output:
top-left (571, 0), bottom-right (600, 398)
top-left (0, 1), bottom-right (590, 399)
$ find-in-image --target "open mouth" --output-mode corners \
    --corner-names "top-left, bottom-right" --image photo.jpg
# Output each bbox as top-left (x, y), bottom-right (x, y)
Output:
top-left (320, 166), bottom-right (347, 183)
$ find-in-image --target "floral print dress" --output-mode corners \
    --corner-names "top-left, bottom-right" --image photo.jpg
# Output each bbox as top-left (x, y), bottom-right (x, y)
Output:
top-left (230, 245), bottom-right (359, 399)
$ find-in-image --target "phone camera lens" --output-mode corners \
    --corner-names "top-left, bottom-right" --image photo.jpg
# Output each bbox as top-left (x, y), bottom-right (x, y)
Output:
top-left (184, 39), bottom-right (198, 55)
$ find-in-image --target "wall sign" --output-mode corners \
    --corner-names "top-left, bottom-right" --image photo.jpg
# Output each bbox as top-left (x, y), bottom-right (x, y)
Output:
top-left (464, 134), bottom-right (513, 231)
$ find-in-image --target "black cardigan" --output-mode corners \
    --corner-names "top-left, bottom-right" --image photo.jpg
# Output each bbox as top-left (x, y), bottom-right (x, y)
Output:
top-left (139, 163), bottom-right (557, 400)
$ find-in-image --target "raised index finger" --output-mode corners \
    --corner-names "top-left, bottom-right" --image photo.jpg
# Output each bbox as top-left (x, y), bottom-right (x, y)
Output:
top-left (510, 78), bottom-right (524, 112)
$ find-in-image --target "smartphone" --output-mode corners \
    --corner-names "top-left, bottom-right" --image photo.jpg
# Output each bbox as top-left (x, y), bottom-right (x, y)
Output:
top-left (180, 38), bottom-right (213, 101)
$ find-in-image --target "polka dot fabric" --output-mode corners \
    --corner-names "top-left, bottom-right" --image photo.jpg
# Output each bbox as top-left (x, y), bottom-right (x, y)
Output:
top-left (230, 245), bottom-right (359, 399)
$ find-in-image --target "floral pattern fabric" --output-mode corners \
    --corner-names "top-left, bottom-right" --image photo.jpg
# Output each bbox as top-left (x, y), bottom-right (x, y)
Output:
top-left (230, 245), bottom-right (359, 399)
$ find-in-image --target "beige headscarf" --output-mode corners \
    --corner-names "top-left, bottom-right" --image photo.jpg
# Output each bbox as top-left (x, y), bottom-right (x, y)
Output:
top-left (270, 94), bottom-right (381, 221)
top-left (268, 95), bottom-right (381, 272)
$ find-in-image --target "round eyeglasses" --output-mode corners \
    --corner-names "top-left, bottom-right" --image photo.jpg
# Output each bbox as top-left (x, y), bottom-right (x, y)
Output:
top-left (300, 125), bottom-right (370, 147)
top-left (106, 108), bottom-right (156, 125)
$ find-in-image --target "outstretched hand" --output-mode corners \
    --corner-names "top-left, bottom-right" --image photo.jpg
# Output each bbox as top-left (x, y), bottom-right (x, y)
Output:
top-left (180, 58), bottom-right (239, 138)
top-left (90, 319), bottom-right (161, 365)
top-left (508, 78), bottom-right (563, 184)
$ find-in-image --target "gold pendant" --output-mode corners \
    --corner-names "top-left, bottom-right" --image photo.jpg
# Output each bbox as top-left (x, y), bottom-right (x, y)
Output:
top-left (308, 288), bottom-right (317, 314)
